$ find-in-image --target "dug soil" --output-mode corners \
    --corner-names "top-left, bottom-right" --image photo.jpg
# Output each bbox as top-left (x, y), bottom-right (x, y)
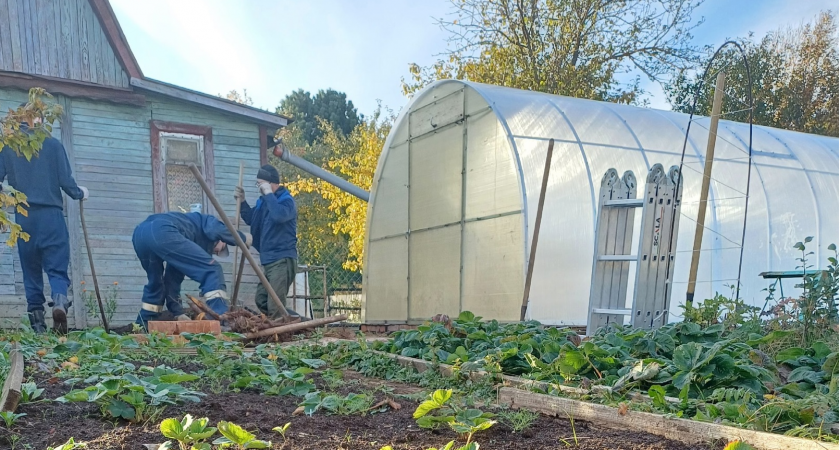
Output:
top-left (9, 364), bottom-right (724, 450)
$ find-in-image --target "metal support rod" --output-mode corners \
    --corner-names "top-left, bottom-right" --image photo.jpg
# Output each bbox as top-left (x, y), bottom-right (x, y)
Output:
top-left (188, 164), bottom-right (290, 317)
top-left (230, 161), bottom-right (244, 308)
top-left (686, 72), bottom-right (726, 304)
top-left (322, 266), bottom-right (328, 318)
top-left (520, 139), bottom-right (554, 321)
top-left (79, 201), bottom-right (109, 333)
top-left (271, 139), bottom-right (370, 202)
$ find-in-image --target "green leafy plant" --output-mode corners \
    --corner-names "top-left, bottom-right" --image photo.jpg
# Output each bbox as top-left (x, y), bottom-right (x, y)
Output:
top-left (213, 421), bottom-right (270, 449)
top-left (723, 441), bottom-right (756, 450)
top-left (19, 381), bottom-right (44, 403)
top-left (414, 389), bottom-right (495, 448)
top-left (272, 423), bottom-right (291, 442)
top-left (230, 361), bottom-right (315, 396)
top-left (58, 365), bottom-right (203, 422)
top-left (159, 414), bottom-right (217, 450)
top-left (300, 392), bottom-right (375, 416)
top-left (0, 411), bottom-right (25, 427)
top-left (82, 281), bottom-right (119, 328)
top-left (497, 408), bottom-right (539, 433)
top-left (47, 437), bottom-right (85, 450)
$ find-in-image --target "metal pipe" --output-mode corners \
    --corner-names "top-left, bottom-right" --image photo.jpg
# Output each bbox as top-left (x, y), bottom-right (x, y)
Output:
top-left (270, 138), bottom-right (370, 202)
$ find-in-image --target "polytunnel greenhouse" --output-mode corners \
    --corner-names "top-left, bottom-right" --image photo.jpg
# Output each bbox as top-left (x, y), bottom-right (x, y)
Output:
top-left (361, 80), bottom-right (839, 326)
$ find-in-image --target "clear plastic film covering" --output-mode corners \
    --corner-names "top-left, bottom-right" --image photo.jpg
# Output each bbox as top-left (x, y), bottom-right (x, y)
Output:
top-left (363, 80), bottom-right (839, 326)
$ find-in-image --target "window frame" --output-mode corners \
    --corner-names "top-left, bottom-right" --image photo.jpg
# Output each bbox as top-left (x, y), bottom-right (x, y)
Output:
top-left (150, 120), bottom-right (215, 215)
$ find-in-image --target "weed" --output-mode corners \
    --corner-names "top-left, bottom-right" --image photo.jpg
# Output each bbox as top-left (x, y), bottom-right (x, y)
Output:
top-left (19, 381), bottom-right (43, 403)
top-left (46, 437), bottom-right (85, 450)
top-left (497, 408), bottom-right (539, 433)
top-left (82, 281), bottom-right (119, 328)
top-left (272, 422), bottom-right (291, 441)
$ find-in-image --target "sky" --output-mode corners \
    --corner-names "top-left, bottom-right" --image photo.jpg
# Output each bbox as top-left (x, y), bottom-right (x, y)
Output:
top-left (110, 0), bottom-right (838, 116)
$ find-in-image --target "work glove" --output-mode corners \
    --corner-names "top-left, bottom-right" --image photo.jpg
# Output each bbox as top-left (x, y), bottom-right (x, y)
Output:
top-left (79, 186), bottom-right (89, 200)
top-left (257, 179), bottom-right (272, 196)
top-left (234, 185), bottom-right (245, 202)
top-left (242, 231), bottom-right (253, 248)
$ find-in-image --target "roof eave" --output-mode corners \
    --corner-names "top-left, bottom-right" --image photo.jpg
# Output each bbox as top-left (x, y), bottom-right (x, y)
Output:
top-left (131, 77), bottom-right (289, 128)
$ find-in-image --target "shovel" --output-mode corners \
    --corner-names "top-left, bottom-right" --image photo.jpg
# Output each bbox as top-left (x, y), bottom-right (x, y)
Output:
top-left (79, 200), bottom-right (109, 333)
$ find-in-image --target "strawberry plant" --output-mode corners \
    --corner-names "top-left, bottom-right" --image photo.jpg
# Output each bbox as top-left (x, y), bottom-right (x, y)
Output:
top-left (229, 361), bottom-right (316, 396)
top-left (413, 389), bottom-right (495, 448)
top-left (159, 414), bottom-right (217, 450)
top-left (213, 421), bottom-right (270, 449)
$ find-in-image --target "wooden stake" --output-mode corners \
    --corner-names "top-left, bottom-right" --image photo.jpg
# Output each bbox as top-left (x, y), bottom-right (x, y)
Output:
top-left (0, 344), bottom-right (23, 412)
top-left (231, 161), bottom-right (245, 308)
top-left (79, 201), bottom-right (109, 333)
top-left (188, 164), bottom-right (290, 317)
top-left (187, 295), bottom-right (222, 321)
top-left (231, 252), bottom-right (246, 307)
top-left (241, 314), bottom-right (348, 340)
top-left (686, 72), bottom-right (726, 305)
top-left (520, 139), bottom-right (554, 321)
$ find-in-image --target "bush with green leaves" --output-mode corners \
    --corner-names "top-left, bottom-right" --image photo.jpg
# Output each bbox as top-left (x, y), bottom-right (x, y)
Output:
top-left (58, 365), bottom-right (203, 422)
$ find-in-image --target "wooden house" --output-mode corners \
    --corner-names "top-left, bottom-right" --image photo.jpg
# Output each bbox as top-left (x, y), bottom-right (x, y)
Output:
top-left (0, 0), bottom-right (289, 327)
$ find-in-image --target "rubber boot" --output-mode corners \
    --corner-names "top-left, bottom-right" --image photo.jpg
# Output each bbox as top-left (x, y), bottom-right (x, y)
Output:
top-left (51, 293), bottom-right (71, 334)
top-left (28, 310), bottom-right (47, 334)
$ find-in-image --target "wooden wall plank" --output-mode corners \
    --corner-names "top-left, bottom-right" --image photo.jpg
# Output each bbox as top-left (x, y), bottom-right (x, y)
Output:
top-left (77, 0), bottom-right (90, 81)
top-left (17, 0), bottom-right (31, 73)
top-left (98, 22), bottom-right (113, 87)
top-left (33, 0), bottom-right (47, 75)
top-left (86, 2), bottom-right (100, 85)
top-left (67, 0), bottom-right (81, 80)
top-left (7, 0), bottom-right (23, 72)
top-left (60, 0), bottom-right (74, 80)
top-left (43, 0), bottom-right (59, 76)
top-left (61, 97), bottom-right (87, 329)
top-left (0, 0), bottom-right (14, 71)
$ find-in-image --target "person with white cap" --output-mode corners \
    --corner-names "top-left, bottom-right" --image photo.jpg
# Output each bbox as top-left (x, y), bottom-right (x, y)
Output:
top-left (132, 211), bottom-right (251, 329)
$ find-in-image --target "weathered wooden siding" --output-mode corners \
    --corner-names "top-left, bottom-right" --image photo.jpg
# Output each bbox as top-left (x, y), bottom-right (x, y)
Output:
top-left (0, 88), bottom-right (84, 328)
top-left (0, 86), bottom-right (269, 327)
top-left (0, 0), bottom-right (129, 88)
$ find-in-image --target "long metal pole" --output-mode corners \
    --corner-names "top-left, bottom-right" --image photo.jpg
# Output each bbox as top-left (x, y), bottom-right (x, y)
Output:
top-left (686, 72), bottom-right (726, 305)
top-left (520, 139), bottom-right (554, 321)
top-left (79, 201), bottom-right (109, 333)
top-left (188, 164), bottom-right (290, 317)
top-left (272, 139), bottom-right (370, 202)
top-left (230, 161), bottom-right (244, 309)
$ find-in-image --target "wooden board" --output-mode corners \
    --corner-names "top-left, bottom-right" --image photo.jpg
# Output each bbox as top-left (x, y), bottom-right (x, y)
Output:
top-left (147, 320), bottom-right (221, 335)
top-left (498, 387), bottom-right (832, 450)
top-left (0, 343), bottom-right (24, 412)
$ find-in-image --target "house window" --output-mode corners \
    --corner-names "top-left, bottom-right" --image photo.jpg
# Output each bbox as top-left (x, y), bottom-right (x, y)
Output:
top-left (150, 121), bottom-right (215, 214)
top-left (162, 133), bottom-right (205, 212)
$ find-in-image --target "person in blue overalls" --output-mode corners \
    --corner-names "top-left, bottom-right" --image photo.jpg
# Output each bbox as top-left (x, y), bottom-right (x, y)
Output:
top-left (0, 114), bottom-right (88, 334)
top-left (234, 164), bottom-right (301, 319)
top-left (132, 211), bottom-right (251, 329)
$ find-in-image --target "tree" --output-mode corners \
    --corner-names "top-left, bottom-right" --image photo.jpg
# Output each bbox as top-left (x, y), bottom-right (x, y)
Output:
top-left (0, 88), bottom-right (63, 246)
top-left (278, 89), bottom-right (361, 148)
top-left (221, 89), bottom-right (254, 106)
top-left (402, 0), bottom-right (705, 104)
top-left (666, 11), bottom-right (839, 137)
top-left (285, 105), bottom-right (393, 272)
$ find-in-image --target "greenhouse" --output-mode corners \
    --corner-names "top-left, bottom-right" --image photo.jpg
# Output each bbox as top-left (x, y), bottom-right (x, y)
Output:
top-left (361, 80), bottom-right (839, 326)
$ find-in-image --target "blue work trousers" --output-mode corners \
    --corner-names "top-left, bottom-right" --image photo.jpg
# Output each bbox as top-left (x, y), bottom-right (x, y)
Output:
top-left (133, 218), bottom-right (227, 324)
top-left (17, 206), bottom-right (70, 313)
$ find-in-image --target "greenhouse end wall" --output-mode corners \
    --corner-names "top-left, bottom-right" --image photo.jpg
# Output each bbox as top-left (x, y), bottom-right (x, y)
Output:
top-left (363, 80), bottom-right (840, 327)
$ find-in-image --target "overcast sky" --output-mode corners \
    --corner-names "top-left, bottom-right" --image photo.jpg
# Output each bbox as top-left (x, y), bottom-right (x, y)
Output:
top-left (110, 0), bottom-right (837, 116)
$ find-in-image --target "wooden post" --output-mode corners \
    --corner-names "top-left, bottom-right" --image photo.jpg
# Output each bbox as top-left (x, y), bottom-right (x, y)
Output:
top-left (188, 164), bottom-right (290, 317)
top-left (230, 161), bottom-right (244, 308)
top-left (520, 139), bottom-right (554, 321)
top-left (686, 72), bottom-right (726, 305)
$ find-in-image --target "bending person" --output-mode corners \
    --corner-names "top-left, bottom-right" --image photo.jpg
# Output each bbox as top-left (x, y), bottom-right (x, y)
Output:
top-left (133, 211), bottom-right (251, 328)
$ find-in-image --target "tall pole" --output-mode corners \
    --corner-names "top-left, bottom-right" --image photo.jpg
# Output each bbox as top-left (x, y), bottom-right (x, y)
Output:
top-left (230, 161), bottom-right (244, 309)
top-left (189, 164), bottom-right (290, 317)
top-left (79, 201), bottom-right (109, 333)
top-left (686, 71), bottom-right (726, 305)
top-left (520, 139), bottom-right (554, 321)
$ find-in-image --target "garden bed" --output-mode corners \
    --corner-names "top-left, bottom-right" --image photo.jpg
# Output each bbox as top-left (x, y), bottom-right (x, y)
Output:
top-left (8, 360), bottom-right (711, 450)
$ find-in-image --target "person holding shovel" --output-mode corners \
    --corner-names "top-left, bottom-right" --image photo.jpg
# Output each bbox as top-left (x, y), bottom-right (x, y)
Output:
top-left (234, 164), bottom-right (301, 319)
top-left (132, 211), bottom-right (252, 329)
top-left (0, 109), bottom-right (88, 334)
